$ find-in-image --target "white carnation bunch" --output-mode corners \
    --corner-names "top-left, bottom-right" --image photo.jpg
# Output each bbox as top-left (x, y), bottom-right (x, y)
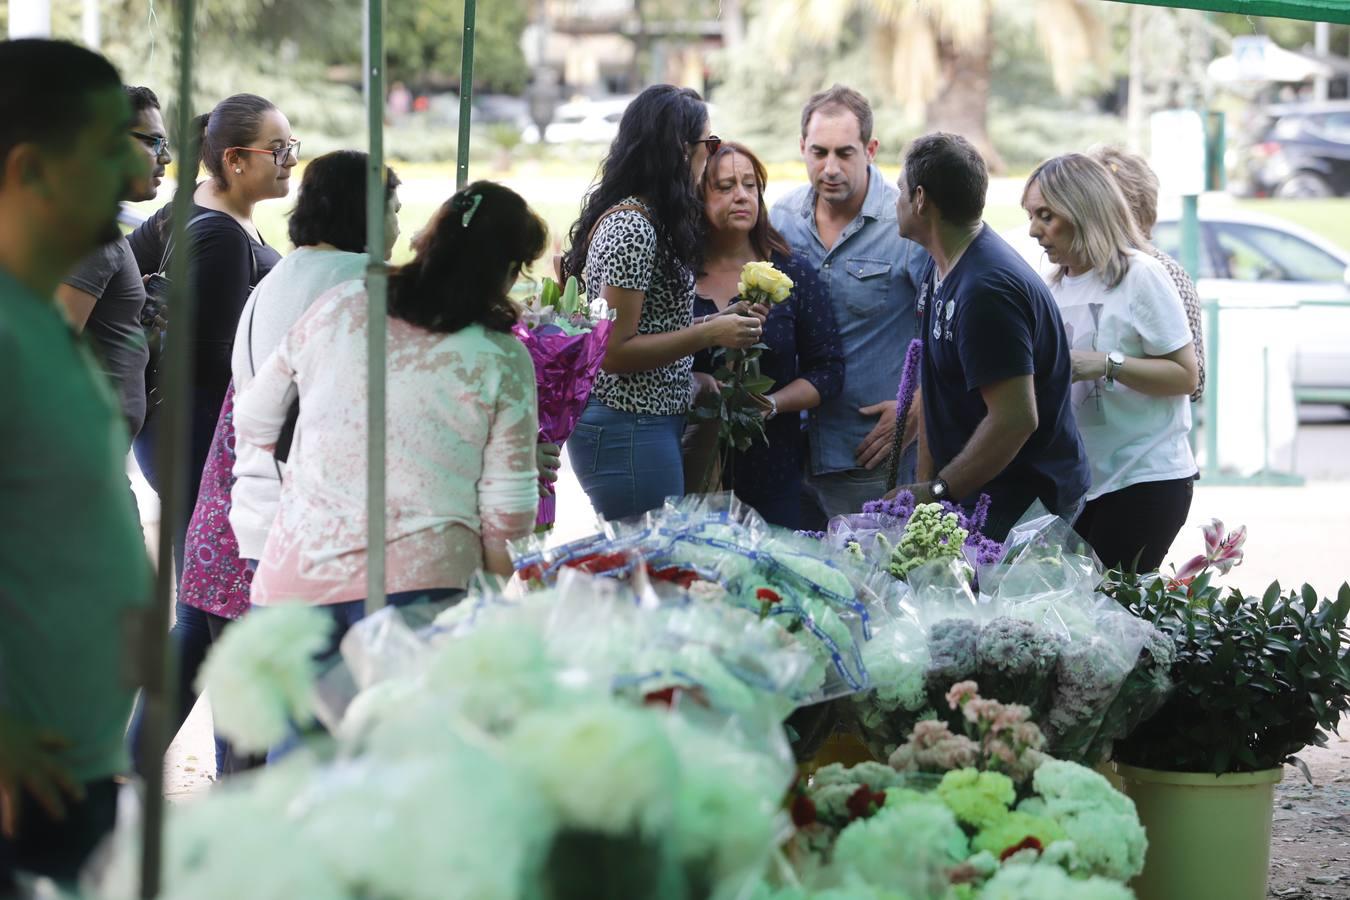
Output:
top-left (197, 605), bottom-right (333, 753)
top-left (504, 701), bottom-right (681, 837)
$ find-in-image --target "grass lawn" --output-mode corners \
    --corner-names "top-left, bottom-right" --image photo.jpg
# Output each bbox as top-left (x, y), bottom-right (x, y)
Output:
top-left (132, 156), bottom-right (1350, 271)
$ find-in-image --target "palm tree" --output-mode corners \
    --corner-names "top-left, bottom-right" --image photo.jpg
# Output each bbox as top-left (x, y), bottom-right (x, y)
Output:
top-left (756, 0), bottom-right (1104, 172)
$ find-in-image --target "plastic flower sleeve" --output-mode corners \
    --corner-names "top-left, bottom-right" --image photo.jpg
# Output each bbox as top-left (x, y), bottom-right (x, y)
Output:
top-left (1084, 600), bottom-right (1176, 761)
top-left (985, 507), bottom-right (1100, 593)
top-left (848, 612), bottom-right (933, 759)
top-left (1040, 624), bottom-right (1143, 763)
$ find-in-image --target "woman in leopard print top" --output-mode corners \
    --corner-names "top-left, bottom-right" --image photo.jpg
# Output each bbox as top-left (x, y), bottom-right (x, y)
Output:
top-left (563, 85), bottom-right (763, 520)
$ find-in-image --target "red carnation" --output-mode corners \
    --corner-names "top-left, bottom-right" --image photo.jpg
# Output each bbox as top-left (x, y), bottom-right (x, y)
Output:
top-left (564, 551), bottom-right (631, 574)
top-left (756, 587), bottom-right (782, 604)
top-left (790, 792), bottom-right (817, 828)
top-left (845, 785), bottom-right (887, 821)
top-left (648, 565), bottom-right (699, 588)
top-left (642, 685), bottom-right (710, 709)
top-left (999, 835), bottom-right (1044, 862)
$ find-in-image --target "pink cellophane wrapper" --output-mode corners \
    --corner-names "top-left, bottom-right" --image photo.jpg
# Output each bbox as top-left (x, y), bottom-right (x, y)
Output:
top-left (513, 318), bottom-right (613, 530)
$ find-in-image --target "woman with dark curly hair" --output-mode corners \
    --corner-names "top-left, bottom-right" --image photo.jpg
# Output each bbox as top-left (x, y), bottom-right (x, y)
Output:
top-left (235, 182), bottom-right (542, 631)
top-left (563, 84), bottom-right (763, 521)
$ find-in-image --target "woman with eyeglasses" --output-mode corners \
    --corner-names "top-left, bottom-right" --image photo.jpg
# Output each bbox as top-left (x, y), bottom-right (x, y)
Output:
top-left (562, 84), bottom-right (763, 521)
top-left (124, 92), bottom-right (295, 777)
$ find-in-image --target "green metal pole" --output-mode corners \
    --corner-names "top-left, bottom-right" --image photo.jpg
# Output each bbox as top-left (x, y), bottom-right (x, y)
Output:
top-left (456, 0), bottom-right (476, 189)
top-left (365, 0), bottom-right (388, 615)
top-left (1204, 299), bottom-right (1220, 479)
top-left (140, 0), bottom-right (197, 895)
top-left (1179, 194), bottom-right (1200, 281)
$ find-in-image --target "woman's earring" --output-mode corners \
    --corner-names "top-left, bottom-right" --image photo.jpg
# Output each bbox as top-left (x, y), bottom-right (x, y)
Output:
top-left (234, 167), bottom-right (243, 174)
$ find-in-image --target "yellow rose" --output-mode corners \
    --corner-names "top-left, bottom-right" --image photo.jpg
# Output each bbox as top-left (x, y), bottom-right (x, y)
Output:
top-left (738, 260), bottom-right (794, 305)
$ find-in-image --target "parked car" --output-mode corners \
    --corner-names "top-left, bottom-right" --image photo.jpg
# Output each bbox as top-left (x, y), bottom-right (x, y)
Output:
top-left (1233, 101), bottom-right (1350, 198)
top-left (1003, 209), bottom-right (1350, 405)
top-left (521, 96), bottom-right (633, 145)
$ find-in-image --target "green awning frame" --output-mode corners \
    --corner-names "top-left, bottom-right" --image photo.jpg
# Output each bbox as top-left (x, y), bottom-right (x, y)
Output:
top-left (133, 0), bottom-right (1339, 895)
top-left (1109, 0), bottom-right (1350, 24)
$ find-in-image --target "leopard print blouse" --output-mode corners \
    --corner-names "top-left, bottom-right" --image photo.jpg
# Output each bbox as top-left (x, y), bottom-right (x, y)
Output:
top-left (581, 197), bottom-right (695, 416)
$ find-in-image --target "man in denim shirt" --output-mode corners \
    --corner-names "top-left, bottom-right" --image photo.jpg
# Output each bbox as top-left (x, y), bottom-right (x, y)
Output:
top-left (771, 85), bottom-right (929, 529)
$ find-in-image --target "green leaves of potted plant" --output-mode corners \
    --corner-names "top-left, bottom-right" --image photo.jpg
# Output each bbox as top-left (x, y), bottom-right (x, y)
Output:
top-left (1100, 521), bottom-right (1350, 900)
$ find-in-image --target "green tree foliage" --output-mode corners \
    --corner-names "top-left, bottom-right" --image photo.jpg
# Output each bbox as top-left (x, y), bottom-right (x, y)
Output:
top-left (385, 0), bottom-right (529, 92)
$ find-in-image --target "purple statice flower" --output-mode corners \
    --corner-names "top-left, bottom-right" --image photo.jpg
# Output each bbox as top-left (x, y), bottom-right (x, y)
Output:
top-left (794, 529), bottom-right (826, 541)
top-left (965, 534), bottom-right (1004, 568)
top-left (885, 339), bottom-right (924, 491)
top-left (895, 339), bottom-right (923, 425)
top-left (862, 490), bottom-right (916, 523)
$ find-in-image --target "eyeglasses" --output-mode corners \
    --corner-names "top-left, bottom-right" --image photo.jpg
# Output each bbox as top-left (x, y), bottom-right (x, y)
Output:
top-left (227, 140), bottom-right (301, 166)
top-left (691, 136), bottom-right (722, 155)
top-left (130, 131), bottom-right (171, 158)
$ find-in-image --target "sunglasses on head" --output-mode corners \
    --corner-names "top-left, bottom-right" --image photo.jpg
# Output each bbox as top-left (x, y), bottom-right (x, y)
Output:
top-left (691, 136), bottom-right (722, 155)
top-left (227, 139), bottom-right (301, 166)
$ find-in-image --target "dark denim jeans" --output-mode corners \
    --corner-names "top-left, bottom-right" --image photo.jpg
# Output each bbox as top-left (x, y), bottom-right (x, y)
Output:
top-left (567, 399), bottom-right (686, 522)
top-left (0, 778), bottom-right (118, 894)
top-left (125, 602), bottom-right (256, 779)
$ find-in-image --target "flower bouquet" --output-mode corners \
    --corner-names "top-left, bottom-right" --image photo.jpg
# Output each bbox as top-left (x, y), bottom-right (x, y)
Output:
top-left (844, 513), bottom-right (1172, 764)
top-left (765, 684), bottom-right (1145, 900)
top-left (826, 491), bottom-right (1004, 587)
top-left (99, 575), bottom-right (798, 900)
top-left (514, 275), bottom-right (614, 531)
top-left (689, 261), bottom-right (793, 485)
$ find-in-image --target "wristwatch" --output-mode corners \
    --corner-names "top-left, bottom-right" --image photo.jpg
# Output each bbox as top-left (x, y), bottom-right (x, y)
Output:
top-left (765, 394), bottom-right (778, 420)
top-left (1104, 350), bottom-right (1126, 392)
top-left (930, 477), bottom-right (950, 501)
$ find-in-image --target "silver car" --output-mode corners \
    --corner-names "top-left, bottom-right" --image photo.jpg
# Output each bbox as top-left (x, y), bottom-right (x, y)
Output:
top-left (1004, 209), bottom-right (1350, 406)
top-left (1151, 210), bottom-right (1350, 404)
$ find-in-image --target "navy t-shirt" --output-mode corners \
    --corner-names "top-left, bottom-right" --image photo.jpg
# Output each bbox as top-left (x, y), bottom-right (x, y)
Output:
top-left (918, 226), bottom-right (1089, 523)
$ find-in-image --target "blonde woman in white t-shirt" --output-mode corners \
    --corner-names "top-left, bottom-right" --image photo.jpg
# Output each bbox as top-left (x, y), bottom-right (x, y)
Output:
top-left (1021, 153), bottom-right (1199, 572)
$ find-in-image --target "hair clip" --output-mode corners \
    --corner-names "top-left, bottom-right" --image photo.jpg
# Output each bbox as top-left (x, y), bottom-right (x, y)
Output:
top-left (456, 192), bottom-right (483, 228)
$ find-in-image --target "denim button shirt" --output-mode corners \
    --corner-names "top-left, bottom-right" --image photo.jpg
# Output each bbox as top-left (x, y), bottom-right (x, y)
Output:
top-left (771, 165), bottom-right (930, 475)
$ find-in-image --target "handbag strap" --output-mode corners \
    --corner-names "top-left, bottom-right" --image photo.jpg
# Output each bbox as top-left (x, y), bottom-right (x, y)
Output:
top-left (159, 210), bottom-right (261, 287)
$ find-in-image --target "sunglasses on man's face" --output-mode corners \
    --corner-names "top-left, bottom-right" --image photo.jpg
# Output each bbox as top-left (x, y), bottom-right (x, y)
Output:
top-left (227, 140), bottom-right (301, 166)
top-left (130, 131), bottom-right (171, 158)
top-left (691, 136), bottom-right (722, 155)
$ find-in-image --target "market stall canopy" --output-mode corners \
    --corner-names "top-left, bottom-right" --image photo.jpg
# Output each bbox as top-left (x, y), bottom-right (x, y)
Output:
top-left (1109, 0), bottom-right (1350, 24)
top-left (1209, 35), bottom-right (1336, 83)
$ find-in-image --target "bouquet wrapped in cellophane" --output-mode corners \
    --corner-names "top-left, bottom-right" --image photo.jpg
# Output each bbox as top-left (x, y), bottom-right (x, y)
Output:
top-left (513, 275), bottom-right (614, 532)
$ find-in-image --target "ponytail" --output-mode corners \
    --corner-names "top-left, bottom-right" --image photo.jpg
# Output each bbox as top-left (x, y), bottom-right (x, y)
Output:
top-left (193, 93), bottom-right (277, 188)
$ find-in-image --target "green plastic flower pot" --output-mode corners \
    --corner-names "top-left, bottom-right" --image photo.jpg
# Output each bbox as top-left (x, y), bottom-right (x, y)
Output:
top-left (1113, 762), bottom-right (1283, 900)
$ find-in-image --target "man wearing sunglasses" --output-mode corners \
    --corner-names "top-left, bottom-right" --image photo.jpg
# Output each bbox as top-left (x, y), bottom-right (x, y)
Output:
top-left (56, 85), bottom-right (169, 441)
top-left (771, 85), bottom-right (932, 530)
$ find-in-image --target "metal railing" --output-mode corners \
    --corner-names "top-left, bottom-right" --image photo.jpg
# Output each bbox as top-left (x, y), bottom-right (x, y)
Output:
top-left (1200, 297), bottom-right (1350, 486)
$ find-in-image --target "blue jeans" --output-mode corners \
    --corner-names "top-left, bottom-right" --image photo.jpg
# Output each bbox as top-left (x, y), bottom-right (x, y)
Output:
top-left (800, 465), bottom-right (894, 533)
top-left (567, 399), bottom-right (686, 522)
top-left (265, 588), bottom-right (463, 763)
top-left (126, 602), bottom-right (255, 778)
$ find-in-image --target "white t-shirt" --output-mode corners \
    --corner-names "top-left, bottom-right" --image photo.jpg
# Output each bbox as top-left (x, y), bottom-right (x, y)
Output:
top-left (1050, 250), bottom-right (1196, 500)
top-left (229, 246), bottom-right (369, 558)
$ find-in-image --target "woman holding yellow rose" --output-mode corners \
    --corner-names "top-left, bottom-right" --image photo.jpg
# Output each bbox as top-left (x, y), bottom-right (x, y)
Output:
top-left (693, 141), bottom-right (844, 528)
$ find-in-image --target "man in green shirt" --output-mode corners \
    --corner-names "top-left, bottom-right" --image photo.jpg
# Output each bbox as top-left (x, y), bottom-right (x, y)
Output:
top-left (0, 39), bottom-right (152, 891)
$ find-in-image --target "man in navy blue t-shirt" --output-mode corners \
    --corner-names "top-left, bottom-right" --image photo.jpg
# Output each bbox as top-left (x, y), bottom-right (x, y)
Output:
top-left (890, 132), bottom-right (1090, 541)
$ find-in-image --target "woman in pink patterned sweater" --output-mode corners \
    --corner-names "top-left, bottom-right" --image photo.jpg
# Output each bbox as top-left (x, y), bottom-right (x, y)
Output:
top-left (234, 182), bottom-right (542, 623)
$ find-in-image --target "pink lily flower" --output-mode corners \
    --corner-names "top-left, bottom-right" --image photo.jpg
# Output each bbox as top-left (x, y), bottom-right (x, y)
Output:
top-left (1169, 520), bottom-right (1247, 588)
